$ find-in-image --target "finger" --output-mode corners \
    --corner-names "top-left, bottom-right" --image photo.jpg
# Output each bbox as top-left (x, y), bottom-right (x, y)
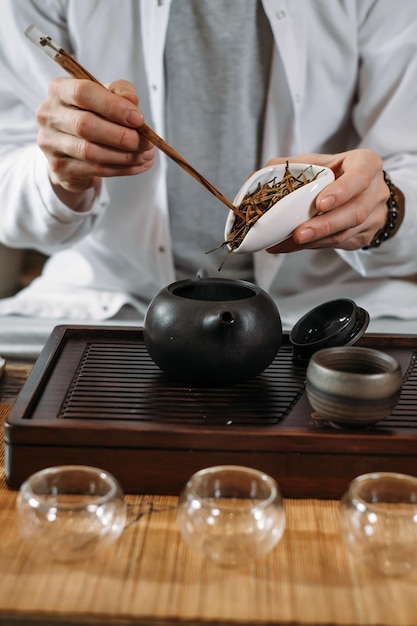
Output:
top-left (294, 199), bottom-right (387, 249)
top-left (48, 152), bottom-right (155, 191)
top-left (39, 103), bottom-right (149, 155)
top-left (49, 78), bottom-right (145, 129)
top-left (298, 167), bottom-right (387, 243)
top-left (315, 171), bottom-right (367, 214)
top-left (316, 151), bottom-right (385, 213)
top-left (293, 198), bottom-right (377, 245)
top-left (45, 130), bottom-right (155, 168)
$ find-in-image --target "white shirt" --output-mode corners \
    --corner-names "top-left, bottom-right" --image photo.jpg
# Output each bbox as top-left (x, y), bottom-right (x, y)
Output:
top-left (1, 0), bottom-right (417, 340)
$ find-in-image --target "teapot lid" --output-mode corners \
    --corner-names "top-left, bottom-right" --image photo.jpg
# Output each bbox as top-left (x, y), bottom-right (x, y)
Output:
top-left (289, 298), bottom-right (369, 364)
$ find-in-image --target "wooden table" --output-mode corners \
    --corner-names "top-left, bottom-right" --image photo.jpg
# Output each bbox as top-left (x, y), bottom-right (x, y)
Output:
top-left (1, 359), bottom-right (417, 626)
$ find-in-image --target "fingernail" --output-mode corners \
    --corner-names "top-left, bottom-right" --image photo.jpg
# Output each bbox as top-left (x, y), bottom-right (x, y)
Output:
top-left (125, 110), bottom-right (143, 127)
top-left (298, 227), bottom-right (315, 243)
top-left (319, 195), bottom-right (336, 211)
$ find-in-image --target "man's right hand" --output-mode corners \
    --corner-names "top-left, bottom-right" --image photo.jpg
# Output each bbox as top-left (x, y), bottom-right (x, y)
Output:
top-left (36, 78), bottom-right (155, 211)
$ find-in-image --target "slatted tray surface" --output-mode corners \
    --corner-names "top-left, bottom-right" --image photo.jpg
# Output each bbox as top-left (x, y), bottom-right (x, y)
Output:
top-left (60, 339), bottom-right (306, 425)
top-left (5, 326), bottom-right (417, 498)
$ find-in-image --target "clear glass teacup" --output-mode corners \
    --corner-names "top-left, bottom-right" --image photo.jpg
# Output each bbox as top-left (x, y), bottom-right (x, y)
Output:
top-left (17, 465), bottom-right (127, 562)
top-left (177, 465), bottom-right (285, 566)
top-left (340, 472), bottom-right (417, 576)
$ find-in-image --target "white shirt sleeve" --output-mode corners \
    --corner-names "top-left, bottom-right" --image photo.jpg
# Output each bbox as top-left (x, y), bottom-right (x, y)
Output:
top-left (0, 143), bottom-right (109, 253)
top-left (0, 1), bottom-right (110, 253)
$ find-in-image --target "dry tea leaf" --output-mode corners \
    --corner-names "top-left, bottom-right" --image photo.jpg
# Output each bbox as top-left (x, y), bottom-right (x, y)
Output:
top-left (226, 162), bottom-right (323, 251)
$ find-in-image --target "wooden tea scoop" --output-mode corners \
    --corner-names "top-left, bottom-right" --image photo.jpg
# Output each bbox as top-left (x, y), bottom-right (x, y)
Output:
top-left (24, 24), bottom-right (244, 219)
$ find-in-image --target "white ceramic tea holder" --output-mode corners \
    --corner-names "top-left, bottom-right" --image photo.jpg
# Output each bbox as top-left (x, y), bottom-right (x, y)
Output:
top-left (224, 163), bottom-right (335, 254)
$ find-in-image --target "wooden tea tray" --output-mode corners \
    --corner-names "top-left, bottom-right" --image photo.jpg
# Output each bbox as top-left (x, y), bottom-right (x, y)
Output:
top-left (4, 325), bottom-right (417, 498)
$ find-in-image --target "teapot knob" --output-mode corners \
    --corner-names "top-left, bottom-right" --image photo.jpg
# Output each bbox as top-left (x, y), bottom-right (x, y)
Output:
top-left (195, 268), bottom-right (209, 279)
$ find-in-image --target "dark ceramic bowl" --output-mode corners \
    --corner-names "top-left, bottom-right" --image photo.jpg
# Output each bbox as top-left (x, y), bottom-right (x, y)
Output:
top-left (289, 299), bottom-right (369, 364)
top-left (306, 346), bottom-right (403, 428)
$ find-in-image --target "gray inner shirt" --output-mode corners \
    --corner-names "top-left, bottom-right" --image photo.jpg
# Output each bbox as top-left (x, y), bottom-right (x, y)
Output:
top-left (164, 0), bottom-right (273, 280)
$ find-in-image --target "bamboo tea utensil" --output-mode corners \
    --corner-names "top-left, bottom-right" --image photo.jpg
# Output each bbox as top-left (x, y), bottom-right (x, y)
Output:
top-left (24, 24), bottom-right (243, 219)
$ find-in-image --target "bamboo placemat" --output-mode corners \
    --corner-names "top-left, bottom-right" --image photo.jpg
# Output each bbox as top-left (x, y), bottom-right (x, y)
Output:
top-left (0, 360), bottom-right (33, 404)
top-left (1, 371), bottom-right (417, 625)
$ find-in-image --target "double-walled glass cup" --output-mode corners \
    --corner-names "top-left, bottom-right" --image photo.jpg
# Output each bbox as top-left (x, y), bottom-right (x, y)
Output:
top-left (177, 465), bottom-right (285, 566)
top-left (17, 465), bottom-right (127, 562)
top-left (340, 472), bottom-right (417, 576)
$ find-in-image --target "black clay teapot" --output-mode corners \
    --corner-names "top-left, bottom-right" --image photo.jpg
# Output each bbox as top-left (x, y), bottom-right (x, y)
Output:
top-left (143, 274), bottom-right (282, 385)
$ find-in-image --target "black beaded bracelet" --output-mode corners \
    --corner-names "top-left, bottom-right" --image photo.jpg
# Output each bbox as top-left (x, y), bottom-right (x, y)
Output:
top-left (362, 170), bottom-right (399, 250)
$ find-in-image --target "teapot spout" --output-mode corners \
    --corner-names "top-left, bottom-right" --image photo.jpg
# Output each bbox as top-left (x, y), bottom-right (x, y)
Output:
top-left (203, 310), bottom-right (235, 331)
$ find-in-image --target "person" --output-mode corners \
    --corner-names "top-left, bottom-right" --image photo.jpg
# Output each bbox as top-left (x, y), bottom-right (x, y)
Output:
top-left (0, 0), bottom-right (417, 359)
